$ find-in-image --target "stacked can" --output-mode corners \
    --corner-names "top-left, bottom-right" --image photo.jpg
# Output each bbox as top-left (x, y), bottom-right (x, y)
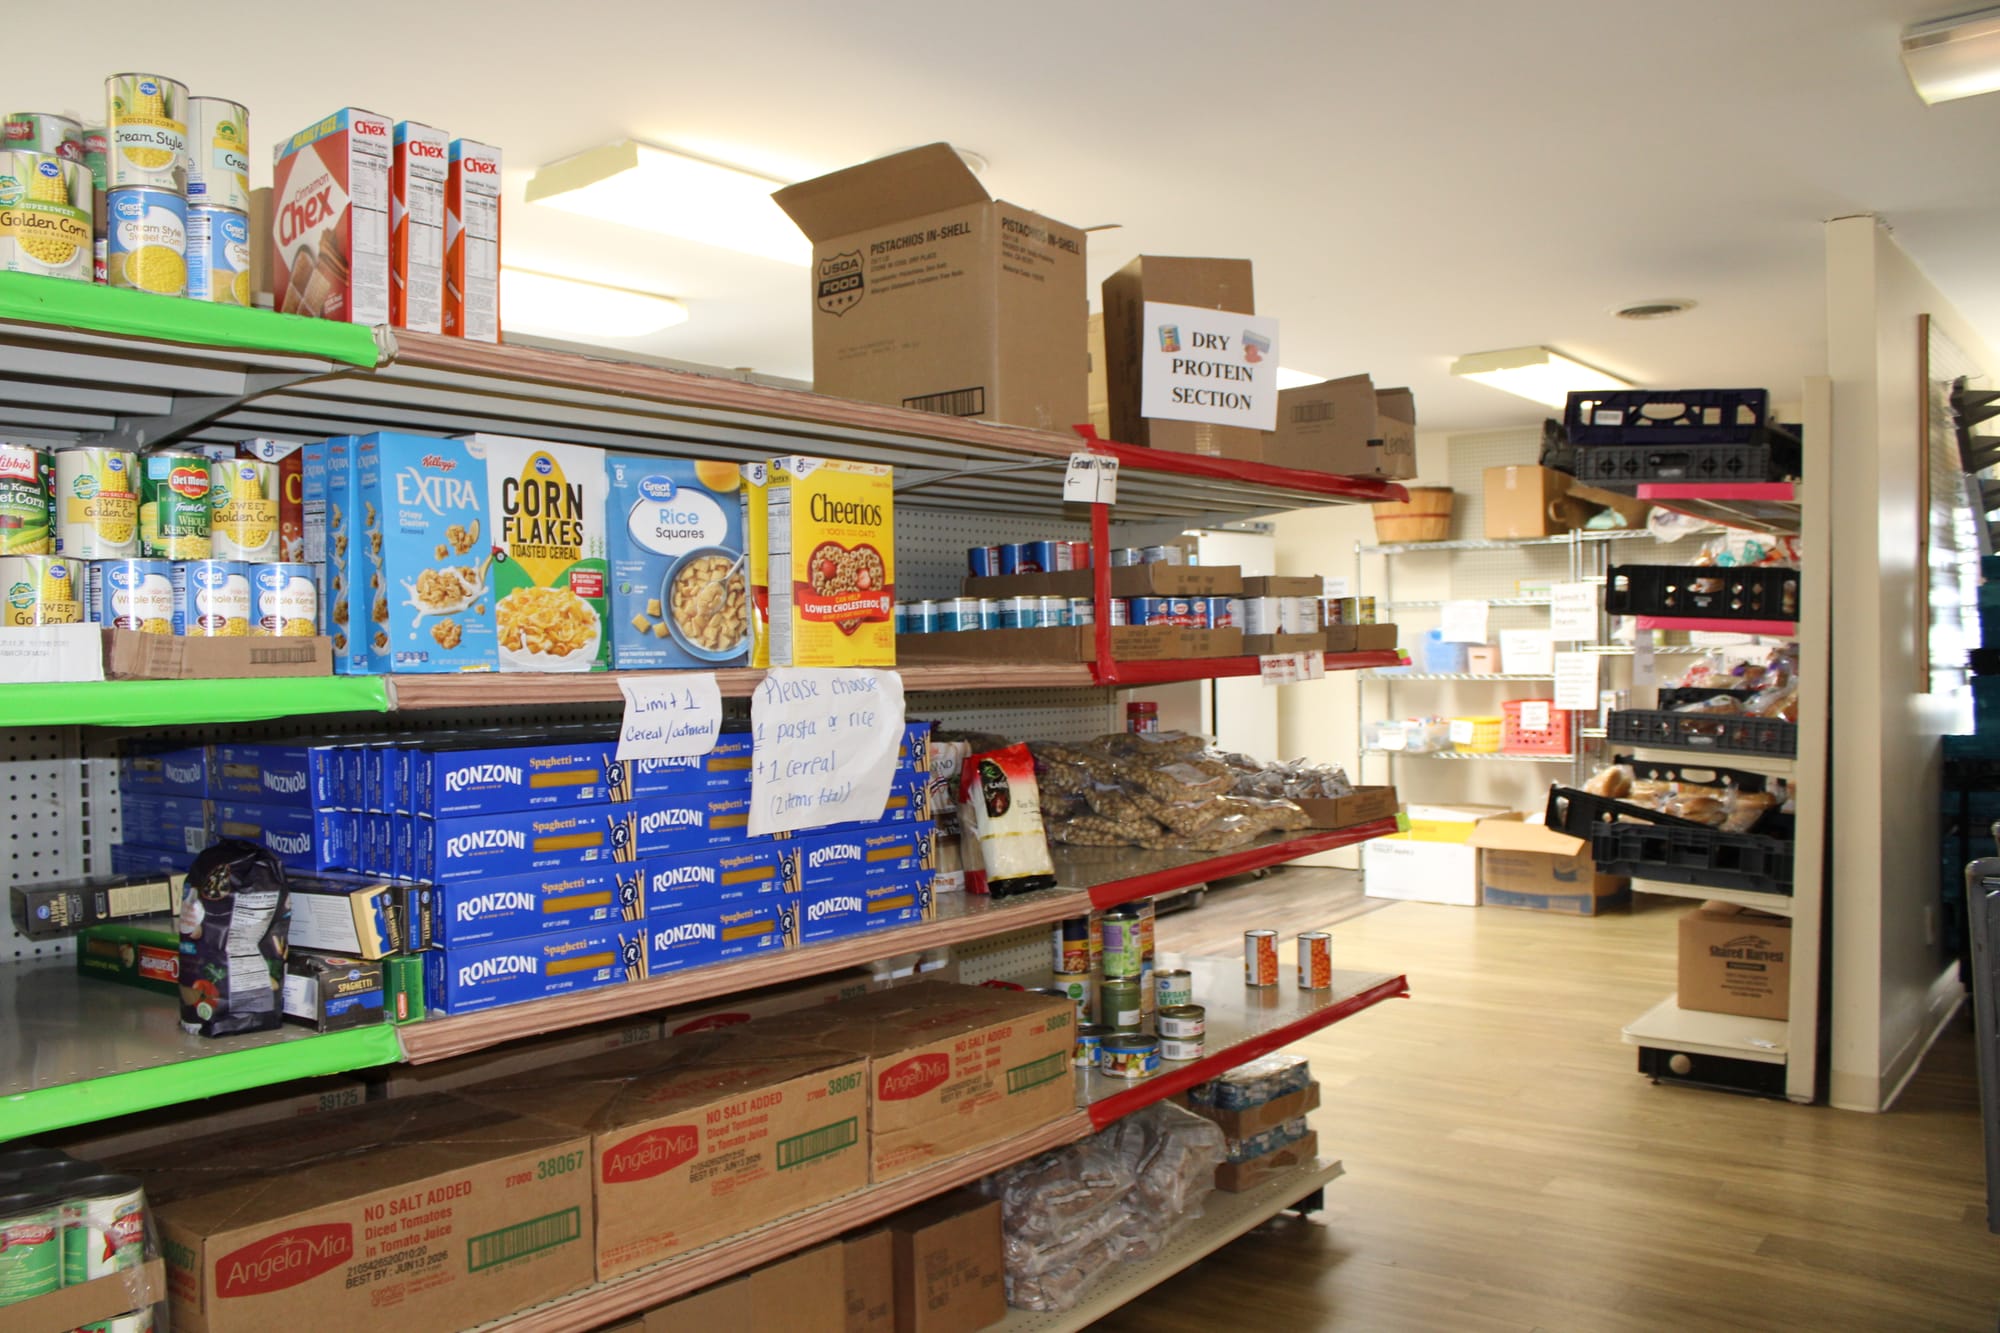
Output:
top-left (0, 144), bottom-right (92, 283)
top-left (0, 444), bottom-right (52, 554)
top-left (102, 75), bottom-right (249, 304)
top-left (0, 1148), bottom-right (151, 1321)
top-left (1097, 903), bottom-right (1145, 1034)
top-left (1051, 915), bottom-right (1093, 1040)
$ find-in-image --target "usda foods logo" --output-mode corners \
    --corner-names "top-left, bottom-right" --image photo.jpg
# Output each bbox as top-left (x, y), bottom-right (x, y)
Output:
top-left (816, 251), bottom-right (863, 316)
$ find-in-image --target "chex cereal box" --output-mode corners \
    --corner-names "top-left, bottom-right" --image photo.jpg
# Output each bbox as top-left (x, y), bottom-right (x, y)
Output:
top-left (390, 121), bottom-right (449, 333)
top-left (272, 109), bottom-right (390, 324)
top-left (800, 875), bottom-right (936, 944)
top-left (606, 455), bottom-right (750, 669)
top-left (628, 842), bottom-right (788, 918)
top-left (356, 432), bottom-right (497, 673)
top-left (444, 138), bottom-right (501, 342)
top-left (472, 434), bottom-right (609, 672)
top-left (646, 899), bottom-right (796, 974)
top-left (603, 733), bottom-right (754, 801)
top-left (783, 821), bottom-right (935, 890)
top-left (437, 864), bottom-right (633, 947)
top-left (763, 455), bottom-right (894, 666)
top-left (423, 923), bottom-right (642, 1015)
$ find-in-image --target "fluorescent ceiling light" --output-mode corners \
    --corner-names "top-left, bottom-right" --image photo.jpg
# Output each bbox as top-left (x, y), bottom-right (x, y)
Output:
top-left (1450, 346), bottom-right (1630, 410)
top-left (1275, 367), bottom-right (1324, 390)
top-left (501, 269), bottom-right (689, 339)
top-left (1902, 6), bottom-right (2000, 104)
top-left (526, 141), bottom-right (810, 265)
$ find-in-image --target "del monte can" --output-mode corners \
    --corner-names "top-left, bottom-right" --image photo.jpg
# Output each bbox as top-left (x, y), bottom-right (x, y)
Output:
top-left (140, 449), bottom-right (212, 558)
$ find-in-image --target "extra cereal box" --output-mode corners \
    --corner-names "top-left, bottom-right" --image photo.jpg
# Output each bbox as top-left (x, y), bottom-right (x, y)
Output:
top-left (606, 455), bottom-right (748, 670)
top-left (354, 432), bottom-right (496, 673)
top-left (473, 434), bottom-right (609, 672)
top-left (763, 455), bottom-right (894, 666)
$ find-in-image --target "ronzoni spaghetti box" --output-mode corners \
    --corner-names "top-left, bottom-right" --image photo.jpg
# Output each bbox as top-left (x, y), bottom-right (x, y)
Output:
top-left (760, 455), bottom-right (894, 667)
top-left (271, 108), bottom-right (390, 325)
top-left (471, 434), bottom-right (609, 673)
top-left (606, 455), bottom-right (749, 669)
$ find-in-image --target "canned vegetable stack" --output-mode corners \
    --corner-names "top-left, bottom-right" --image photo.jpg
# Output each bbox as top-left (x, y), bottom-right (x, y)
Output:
top-left (0, 1146), bottom-right (156, 1326)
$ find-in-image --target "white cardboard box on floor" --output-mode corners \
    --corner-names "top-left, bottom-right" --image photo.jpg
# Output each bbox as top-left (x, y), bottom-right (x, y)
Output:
top-left (1361, 804), bottom-right (1517, 906)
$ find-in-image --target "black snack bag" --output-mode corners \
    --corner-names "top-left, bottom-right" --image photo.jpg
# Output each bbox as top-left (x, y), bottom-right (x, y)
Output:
top-left (178, 839), bottom-right (291, 1038)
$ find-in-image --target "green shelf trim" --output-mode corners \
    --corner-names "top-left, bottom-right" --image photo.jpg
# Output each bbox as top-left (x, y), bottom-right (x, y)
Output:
top-left (0, 272), bottom-right (381, 368)
top-left (0, 1024), bottom-right (402, 1139)
top-left (3, 677), bottom-right (389, 727)
top-left (1394, 811), bottom-right (1411, 833)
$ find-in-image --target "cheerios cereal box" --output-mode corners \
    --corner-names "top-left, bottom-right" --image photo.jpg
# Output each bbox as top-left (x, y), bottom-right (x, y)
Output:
top-left (764, 455), bottom-right (894, 667)
top-left (607, 455), bottom-right (748, 670)
top-left (470, 434), bottom-right (610, 673)
top-left (354, 432), bottom-right (496, 673)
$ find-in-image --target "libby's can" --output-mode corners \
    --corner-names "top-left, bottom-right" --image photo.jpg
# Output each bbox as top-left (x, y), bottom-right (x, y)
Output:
top-left (60, 1175), bottom-right (146, 1286)
top-left (53, 447), bottom-right (138, 558)
top-left (174, 559), bottom-right (250, 636)
top-left (208, 456), bottom-right (279, 562)
top-left (1245, 929), bottom-right (1279, 987)
top-left (1098, 978), bottom-right (1143, 1032)
top-left (1298, 932), bottom-right (1333, 990)
top-left (139, 449), bottom-right (212, 559)
top-left (251, 562), bottom-right (318, 636)
top-left (0, 444), bottom-right (51, 554)
top-left (0, 1190), bottom-right (61, 1308)
top-left (106, 187), bottom-right (186, 296)
top-left (968, 544), bottom-right (1002, 577)
top-left (1099, 904), bottom-right (1144, 979)
top-left (106, 74), bottom-right (189, 193)
top-left (1154, 967), bottom-right (1193, 1010)
top-left (1053, 916), bottom-right (1091, 975)
top-left (3, 113), bottom-right (82, 161)
top-left (86, 559), bottom-right (175, 634)
top-left (186, 205), bottom-right (251, 306)
top-left (0, 152), bottom-right (92, 281)
top-left (185, 96), bottom-right (249, 212)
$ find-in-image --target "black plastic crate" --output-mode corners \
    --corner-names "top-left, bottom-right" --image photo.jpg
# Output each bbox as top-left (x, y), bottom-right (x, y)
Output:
top-left (1545, 785), bottom-right (1794, 895)
top-left (1606, 709), bottom-right (1798, 757)
top-left (1571, 440), bottom-right (1799, 487)
top-left (1605, 565), bottom-right (1800, 622)
top-left (1608, 754), bottom-right (1774, 794)
top-left (1656, 686), bottom-right (1761, 708)
top-left (1565, 388), bottom-right (1769, 446)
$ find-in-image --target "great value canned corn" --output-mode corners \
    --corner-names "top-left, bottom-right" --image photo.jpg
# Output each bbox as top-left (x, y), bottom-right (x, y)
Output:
top-left (208, 456), bottom-right (278, 562)
top-left (53, 446), bottom-right (138, 558)
top-left (106, 74), bottom-right (188, 193)
top-left (0, 152), bottom-right (92, 281)
top-left (174, 559), bottom-right (250, 635)
top-left (106, 188), bottom-right (186, 296)
top-left (185, 96), bottom-right (249, 212)
top-left (186, 205), bottom-right (250, 305)
top-left (87, 558), bottom-right (174, 632)
top-left (0, 555), bottom-right (82, 625)
top-left (139, 449), bottom-right (212, 558)
top-left (0, 444), bottom-right (51, 554)
top-left (251, 562), bottom-right (317, 635)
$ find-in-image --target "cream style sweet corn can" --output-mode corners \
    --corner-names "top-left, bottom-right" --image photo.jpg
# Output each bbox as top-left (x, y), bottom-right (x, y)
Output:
top-left (250, 561), bottom-right (317, 635)
top-left (207, 456), bottom-right (279, 561)
top-left (53, 446), bottom-right (138, 559)
top-left (105, 73), bottom-right (188, 193)
top-left (186, 205), bottom-right (251, 306)
top-left (105, 188), bottom-right (186, 296)
top-left (173, 559), bottom-right (250, 635)
top-left (0, 152), bottom-right (92, 281)
top-left (0, 555), bottom-right (81, 625)
top-left (184, 96), bottom-right (249, 212)
top-left (85, 558), bottom-right (174, 633)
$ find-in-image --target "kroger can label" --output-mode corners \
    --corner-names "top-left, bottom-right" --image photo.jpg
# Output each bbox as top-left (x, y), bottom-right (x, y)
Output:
top-left (0, 555), bottom-right (82, 625)
top-left (186, 205), bottom-right (250, 305)
top-left (3, 113), bottom-right (82, 161)
top-left (106, 74), bottom-right (188, 193)
top-left (0, 152), bottom-right (92, 281)
top-left (54, 447), bottom-right (138, 558)
top-left (106, 188), bottom-right (186, 296)
top-left (139, 450), bottom-right (212, 558)
top-left (60, 1175), bottom-right (147, 1286)
top-left (86, 559), bottom-right (175, 633)
top-left (208, 457), bottom-right (278, 562)
top-left (174, 559), bottom-right (250, 635)
top-left (251, 562), bottom-right (317, 636)
top-left (0, 1192), bottom-right (61, 1307)
top-left (186, 97), bottom-right (249, 212)
top-left (0, 444), bottom-right (51, 554)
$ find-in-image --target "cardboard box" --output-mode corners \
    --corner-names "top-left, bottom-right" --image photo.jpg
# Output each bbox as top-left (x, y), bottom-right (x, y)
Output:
top-left (444, 139), bottom-right (501, 342)
top-left (1242, 633), bottom-right (1327, 656)
top-left (101, 629), bottom-right (332, 679)
top-left (1102, 255), bottom-right (1255, 456)
top-left (1294, 785), bottom-right (1399, 831)
top-left (474, 433), bottom-right (611, 673)
top-left (1184, 1081), bottom-right (1320, 1144)
top-left (4, 1258), bottom-right (165, 1333)
top-left (645, 1275), bottom-right (750, 1330)
top-left (889, 1191), bottom-right (1005, 1333)
top-left (607, 455), bottom-right (750, 669)
top-left (1362, 805), bottom-right (1517, 906)
top-left (1323, 624), bottom-right (1358, 653)
top-left (454, 1031), bottom-right (869, 1278)
top-left (76, 920), bottom-right (182, 996)
top-left (1466, 644), bottom-right (1500, 673)
top-left (1353, 623), bottom-right (1399, 652)
top-left (748, 1243), bottom-right (846, 1333)
top-left (107, 1094), bottom-right (594, 1333)
top-left (752, 982), bottom-right (1072, 1181)
top-left (1109, 626), bottom-right (1243, 661)
top-left (1215, 1129), bottom-right (1319, 1193)
top-left (893, 625), bottom-right (1092, 666)
top-left (54, 1075), bottom-right (370, 1163)
top-left (390, 121), bottom-right (449, 333)
top-left (1679, 902), bottom-right (1791, 1020)
top-left (375, 1017), bottom-right (661, 1099)
top-left (1374, 387), bottom-right (1418, 473)
top-left (1085, 311), bottom-right (1110, 437)
top-left (1265, 374), bottom-right (1413, 478)
top-left (654, 967), bottom-right (880, 1037)
top-left (843, 1229), bottom-right (895, 1333)
top-left (772, 143), bottom-right (1086, 432)
top-left (281, 952), bottom-right (386, 1031)
top-left (272, 109), bottom-right (391, 325)
top-left (10, 873), bottom-right (177, 939)
top-left (1484, 464), bottom-right (1592, 540)
top-left (1469, 818), bottom-right (1630, 916)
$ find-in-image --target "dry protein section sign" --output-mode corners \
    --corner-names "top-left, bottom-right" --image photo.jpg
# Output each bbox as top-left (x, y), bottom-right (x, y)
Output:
top-left (1139, 300), bottom-right (1282, 430)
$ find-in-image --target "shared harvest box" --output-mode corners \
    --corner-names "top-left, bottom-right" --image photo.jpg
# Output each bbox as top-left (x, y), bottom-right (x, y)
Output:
top-left (782, 822), bottom-right (935, 890)
top-left (453, 1031), bottom-right (868, 1279)
top-left (415, 792), bottom-right (753, 882)
top-left (799, 875), bottom-right (935, 944)
top-left (423, 925), bottom-right (639, 1015)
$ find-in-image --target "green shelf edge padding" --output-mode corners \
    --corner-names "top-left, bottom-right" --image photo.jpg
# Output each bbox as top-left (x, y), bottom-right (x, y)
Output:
top-left (1395, 811), bottom-right (1411, 833)
top-left (0, 272), bottom-right (381, 369)
top-left (6, 677), bottom-right (389, 727)
top-left (1, 1023), bottom-right (402, 1139)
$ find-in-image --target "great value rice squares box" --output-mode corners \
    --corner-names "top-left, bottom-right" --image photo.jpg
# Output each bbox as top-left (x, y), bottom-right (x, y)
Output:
top-left (356, 432), bottom-right (497, 673)
top-left (471, 434), bottom-right (609, 673)
top-left (606, 454), bottom-right (750, 669)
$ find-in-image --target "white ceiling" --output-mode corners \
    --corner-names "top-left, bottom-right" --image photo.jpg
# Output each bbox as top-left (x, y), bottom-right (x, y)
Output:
top-left (21, 0), bottom-right (2000, 431)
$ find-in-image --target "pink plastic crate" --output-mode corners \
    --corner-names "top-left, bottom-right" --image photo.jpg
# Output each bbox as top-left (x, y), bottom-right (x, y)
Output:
top-left (1502, 699), bottom-right (1573, 754)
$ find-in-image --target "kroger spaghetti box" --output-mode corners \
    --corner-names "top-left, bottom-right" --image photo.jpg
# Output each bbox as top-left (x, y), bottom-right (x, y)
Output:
top-left (646, 898), bottom-right (796, 975)
top-left (630, 841), bottom-right (789, 918)
top-left (603, 732), bottom-right (754, 800)
top-left (437, 863), bottom-right (634, 947)
top-left (209, 744), bottom-right (314, 806)
top-left (799, 874), bottom-right (936, 944)
top-left (783, 821), bottom-right (935, 890)
top-left (391, 121), bottom-right (449, 333)
top-left (120, 745), bottom-right (209, 797)
top-left (272, 108), bottom-right (391, 326)
top-left (444, 138), bottom-right (501, 342)
top-left (605, 454), bottom-right (750, 670)
top-left (358, 432), bottom-right (498, 674)
top-left (119, 793), bottom-right (212, 854)
top-left (423, 923), bottom-right (641, 1015)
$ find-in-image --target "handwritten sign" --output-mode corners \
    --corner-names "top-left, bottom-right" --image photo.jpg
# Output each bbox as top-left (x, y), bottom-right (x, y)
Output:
top-left (1063, 452), bottom-right (1120, 505)
top-left (1140, 301), bottom-right (1282, 430)
top-left (1500, 629), bottom-right (1555, 676)
top-left (617, 674), bottom-right (722, 760)
top-left (1553, 651), bottom-right (1601, 712)
top-left (748, 667), bottom-right (906, 837)
top-left (1632, 630), bottom-right (1657, 686)
top-left (1549, 583), bottom-right (1597, 642)
top-left (1440, 600), bottom-right (1489, 645)
top-left (1259, 651), bottom-right (1325, 685)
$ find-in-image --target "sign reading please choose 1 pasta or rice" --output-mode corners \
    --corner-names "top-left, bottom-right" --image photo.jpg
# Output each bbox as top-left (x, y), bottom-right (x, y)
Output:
top-left (748, 667), bottom-right (906, 836)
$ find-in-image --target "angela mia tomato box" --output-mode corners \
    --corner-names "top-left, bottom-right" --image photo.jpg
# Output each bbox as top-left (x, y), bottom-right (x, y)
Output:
top-left (755, 455), bottom-right (894, 667)
top-left (607, 455), bottom-right (749, 669)
top-left (472, 434), bottom-right (610, 673)
top-left (352, 432), bottom-right (497, 673)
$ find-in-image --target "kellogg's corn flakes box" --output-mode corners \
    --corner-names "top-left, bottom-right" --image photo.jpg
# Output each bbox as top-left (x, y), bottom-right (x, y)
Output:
top-left (607, 455), bottom-right (748, 670)
top-left (470, 434), bottom-right (609, 672)
top-left (763, 456), bottom-right (894, 667)
top-left (354, 432), bottom-right (496, 673)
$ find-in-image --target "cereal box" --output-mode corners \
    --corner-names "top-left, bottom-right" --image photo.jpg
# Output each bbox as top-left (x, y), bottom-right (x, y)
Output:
top-left (319, 434), bottom-right (365, 673)
top-left (271, 108), bottom-right (390, 325)
top-left (355, 432), bottom-right (497, 673)
top-left (744, 460), bottom-right (771, 667)
top-left (444, 138), bottom-right (501, 342)
top-left (472, 434), bottom-right (610, 673)
top-left (764, 456), bottom-right (894, 666)
top-left (606, 455), bottom-right (749, 670)
top-left (391, 121), bottom-right (449, 333)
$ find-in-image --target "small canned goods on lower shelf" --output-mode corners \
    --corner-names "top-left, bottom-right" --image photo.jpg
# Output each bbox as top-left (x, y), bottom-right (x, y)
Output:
top-left (1245, 929), bottom-right (1279, 987)
top-left (1109, 546), bottom-right (1143, 567)
top-left (906, 599), bottom-right (939, 634)
top-left (85, 558), bottom-right (174, 633)
top-left (1038, 594), bottom-right (1068, 627)
top-left (1100, 904), bottom-right (1144, 978)
top-left (1298, 932), bottom-right (1332, 989)
top-left (969, 544), bottom-right (1002, 576)
top-left (1156, 1004), bottom-right (1205, 1040)
top-left (1154, 966), bottom-right (1192, 1008)
top-left (1098, 977), bottom-right (1143, 1031)
top-left (1053, 916), bottom-right (1091, 975)
top-left (938, 596), bottom-right (980, 631)
top-left (1073, 1023), bottom-right (1111, 1067)
top-left (1099, 1033), bottom-right (1162, 1079)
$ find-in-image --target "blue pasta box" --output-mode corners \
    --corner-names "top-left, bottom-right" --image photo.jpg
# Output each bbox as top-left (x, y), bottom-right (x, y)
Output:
top-left (392, 813), bottom-right (418, 883)
top-left (783, 821), bottom-right (935, 890)
top-left (614, 791), bottom-right (756, 860)
top-left (118, 794), bottom-right (212, 854)
top-left (436, 863), bottom-right (633, 946)
top-left (315, 810), bottom-right (361, 870)
top-left (366, 813), bottom-right (394, 876)
top-left (410, 739), bottom-right (621, 817)
top-left (629, 841), bottom-right (790, 917)
top-left (824, 768), bottom-right (933, 829)
top-left (396, 882), bottom-right (438, 950)
top-left (308, 745), bottom-right (345, 809)
top-left (357, 432), bottom-right (498, 674)
top-left (603, 732), bottom-right (755, 800)
top-left (422, 924), bottom-right (641, 1015)
top-left (606, 454), bottom-right (750, 670)
top-left (645, 897), bottom-right (795, 974)
top-left (208, 744), bottom-right (316, 806)
top-left (110, 844), bottom-right (189, 877)
top-left (119, 747), bottom-right (208, 798)
top-left (799, 874), bottom-right (936, 943)
top-left (214, 801), bottom-right (320, 870)
top-left (896, 722), bottom-right (933, 774)
top-left (416, 805), bottom-right (621, 883)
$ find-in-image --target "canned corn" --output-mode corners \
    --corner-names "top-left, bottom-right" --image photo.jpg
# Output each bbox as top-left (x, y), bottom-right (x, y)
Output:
top-left (60, 1174), bottom-right (146, 1286)
top-left (185, 96), bottom-right (249, 212)
top-left (81, 127), bottom-right (107, 283)
top-left (0, 444), bottom-right (51, 554)
top-left (186, 205), bottom-right (250, 306)
top-left (251, 562), bottom-right (317, 636)
top-left (53, 446), bottom-right (138, 558)
top-left (0, 1190), bottom-right (61, 1308)
top-left (106, 188), bottom-right (186, 296)
top-left (139, 450), bottom-right (212, 559)
top-left (174, 559), bottom-right (250, 635)
top-left (106, 74), bottom-right (188, 193)
top-left (0, 555), bottom-right (82, 625)
top-left (3, 113), bottom-right (82, 162)
top-left (0, 152), bottom-right (92, 281)
top-left (86, 559), bottom-right (175, 633)
top-left (208, 457), bottom-right (278, 562)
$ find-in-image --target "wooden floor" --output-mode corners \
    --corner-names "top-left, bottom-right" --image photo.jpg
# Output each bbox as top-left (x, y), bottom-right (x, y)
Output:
top-left (1099, 871), bottom-right (2000, 1332)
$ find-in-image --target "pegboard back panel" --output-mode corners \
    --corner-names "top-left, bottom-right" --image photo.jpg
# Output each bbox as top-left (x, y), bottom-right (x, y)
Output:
top-left (953, 924), bottom-right (1056, 985)
top-left (913, 689), bottom-right (1118, 746)
top-left (2, 728), bottom-right (87, 960)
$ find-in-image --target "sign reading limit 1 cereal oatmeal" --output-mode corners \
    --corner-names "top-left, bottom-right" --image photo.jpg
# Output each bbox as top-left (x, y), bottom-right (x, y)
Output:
top-left (471, 434), bottom-right (609, 673)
